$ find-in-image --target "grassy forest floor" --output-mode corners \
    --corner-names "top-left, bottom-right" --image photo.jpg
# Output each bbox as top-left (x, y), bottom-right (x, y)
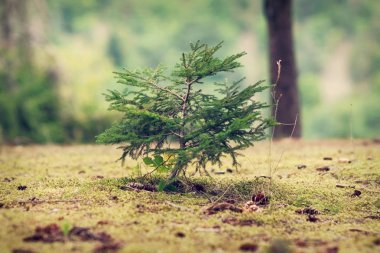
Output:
top-left (0, 140), bottom-right (379, 253)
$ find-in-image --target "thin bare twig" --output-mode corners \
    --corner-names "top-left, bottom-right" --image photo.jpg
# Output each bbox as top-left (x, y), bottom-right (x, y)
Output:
top-left (149, 81), bottom-right (184, 101)
top-left (17, 199), bottom-right (81, 204)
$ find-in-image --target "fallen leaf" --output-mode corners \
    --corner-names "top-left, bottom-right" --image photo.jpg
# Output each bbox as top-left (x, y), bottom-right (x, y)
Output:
top-left (23, 223), bottom-right (64, 243)
top-left (316, 166), bottom-right (330, 172)
top-left (306, 215), bottom-right (319, 222)
top-left (295, 207), bottom-right (320, 215)
top-left (17, 185), bottom-right (27, 191)
top-left (239, 243), bottom-right (258, 252)
top-left (351, 190), bottom-right (361, 197)
top-left (175, 232), bottom-right (185, 238)
top-left (251, 192), bottom-right (269, 205)
top-left (97, 220), bottom-right (110, 225)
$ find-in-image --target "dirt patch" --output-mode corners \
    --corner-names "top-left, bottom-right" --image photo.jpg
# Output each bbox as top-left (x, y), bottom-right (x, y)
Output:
top-left (24, 224), bottom-right (64, 243)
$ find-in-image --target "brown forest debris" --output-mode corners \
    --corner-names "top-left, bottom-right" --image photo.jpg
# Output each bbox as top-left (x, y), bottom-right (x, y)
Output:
top-left (24, 224), bottom-right (116, 244)
top-left (93, 242), bottom-right (122, 253)
top-left (120, 182), bottom-right (157, 192)
top-left (295, 207), bottom-right (320, 215)
top-left (239, 243), bottom-right (258, 252)
top-left (336, 184), bottom-right (355, 189)
top-left (243, 201), bottom-right (262, 213)
top-left (203, 202), bottom-right (242, 215)
top-left (351, 190), bottom-right (362, 197)
top-left (23, 224), bottom-right (64, 243)
top-left (306, 215), bottom-right (320, 222)
top-left (251, 192), bottom-right (270, 205)
top-left (316, 166), bottom-right (330, 172)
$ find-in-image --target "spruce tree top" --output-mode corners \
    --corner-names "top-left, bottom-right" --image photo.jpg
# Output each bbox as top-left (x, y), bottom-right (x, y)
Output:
top-left (96, 41), bottom-right (273, 178)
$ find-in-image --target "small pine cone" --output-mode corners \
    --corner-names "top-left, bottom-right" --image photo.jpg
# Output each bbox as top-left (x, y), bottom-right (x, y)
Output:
top-left (243, 201), bottom-right (262, 213)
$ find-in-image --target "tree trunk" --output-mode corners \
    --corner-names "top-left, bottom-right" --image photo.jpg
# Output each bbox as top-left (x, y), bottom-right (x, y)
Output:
top-left (264, 0), bottom-right (301, 138)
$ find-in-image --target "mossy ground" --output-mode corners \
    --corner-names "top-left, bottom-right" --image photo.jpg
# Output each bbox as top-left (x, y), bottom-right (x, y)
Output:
top-left (0, 140), bottom-right (379, 253)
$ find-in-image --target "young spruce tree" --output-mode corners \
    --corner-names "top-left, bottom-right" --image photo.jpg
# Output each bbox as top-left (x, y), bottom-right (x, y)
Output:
top-left (97, 41), bottom-right (273, 179)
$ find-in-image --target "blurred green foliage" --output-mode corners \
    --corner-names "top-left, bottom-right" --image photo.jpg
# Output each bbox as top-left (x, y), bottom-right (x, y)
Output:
top-left (0, 0), bottom-right (379, 143)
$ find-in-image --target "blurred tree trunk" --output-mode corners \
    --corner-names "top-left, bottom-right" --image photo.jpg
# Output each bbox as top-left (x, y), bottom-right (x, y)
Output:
top-left (0, 0), bottom-right (33, 90)
top-left (264, 0), bottom-right (301, 138)
top-left (0, 0), bottom-right (62, 143)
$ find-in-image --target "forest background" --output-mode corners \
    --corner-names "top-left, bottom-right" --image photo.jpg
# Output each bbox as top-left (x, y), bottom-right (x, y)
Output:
top-left (1, 0), bottom-right (379, 143)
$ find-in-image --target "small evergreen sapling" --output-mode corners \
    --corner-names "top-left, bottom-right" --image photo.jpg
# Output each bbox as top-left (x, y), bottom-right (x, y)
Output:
top-left (96, 41), bottom-right (273, 179)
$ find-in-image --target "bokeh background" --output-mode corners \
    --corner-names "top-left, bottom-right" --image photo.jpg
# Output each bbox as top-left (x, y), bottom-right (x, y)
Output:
top-left (1, 0), bottom-right (379, 143)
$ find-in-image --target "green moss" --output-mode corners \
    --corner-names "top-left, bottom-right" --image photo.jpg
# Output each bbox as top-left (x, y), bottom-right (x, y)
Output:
top-left (0, 141), bottom-right (379, 252)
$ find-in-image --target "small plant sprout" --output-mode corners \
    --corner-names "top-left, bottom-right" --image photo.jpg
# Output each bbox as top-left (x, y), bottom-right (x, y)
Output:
top-left (97, 41), bottom-right (273, 179)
